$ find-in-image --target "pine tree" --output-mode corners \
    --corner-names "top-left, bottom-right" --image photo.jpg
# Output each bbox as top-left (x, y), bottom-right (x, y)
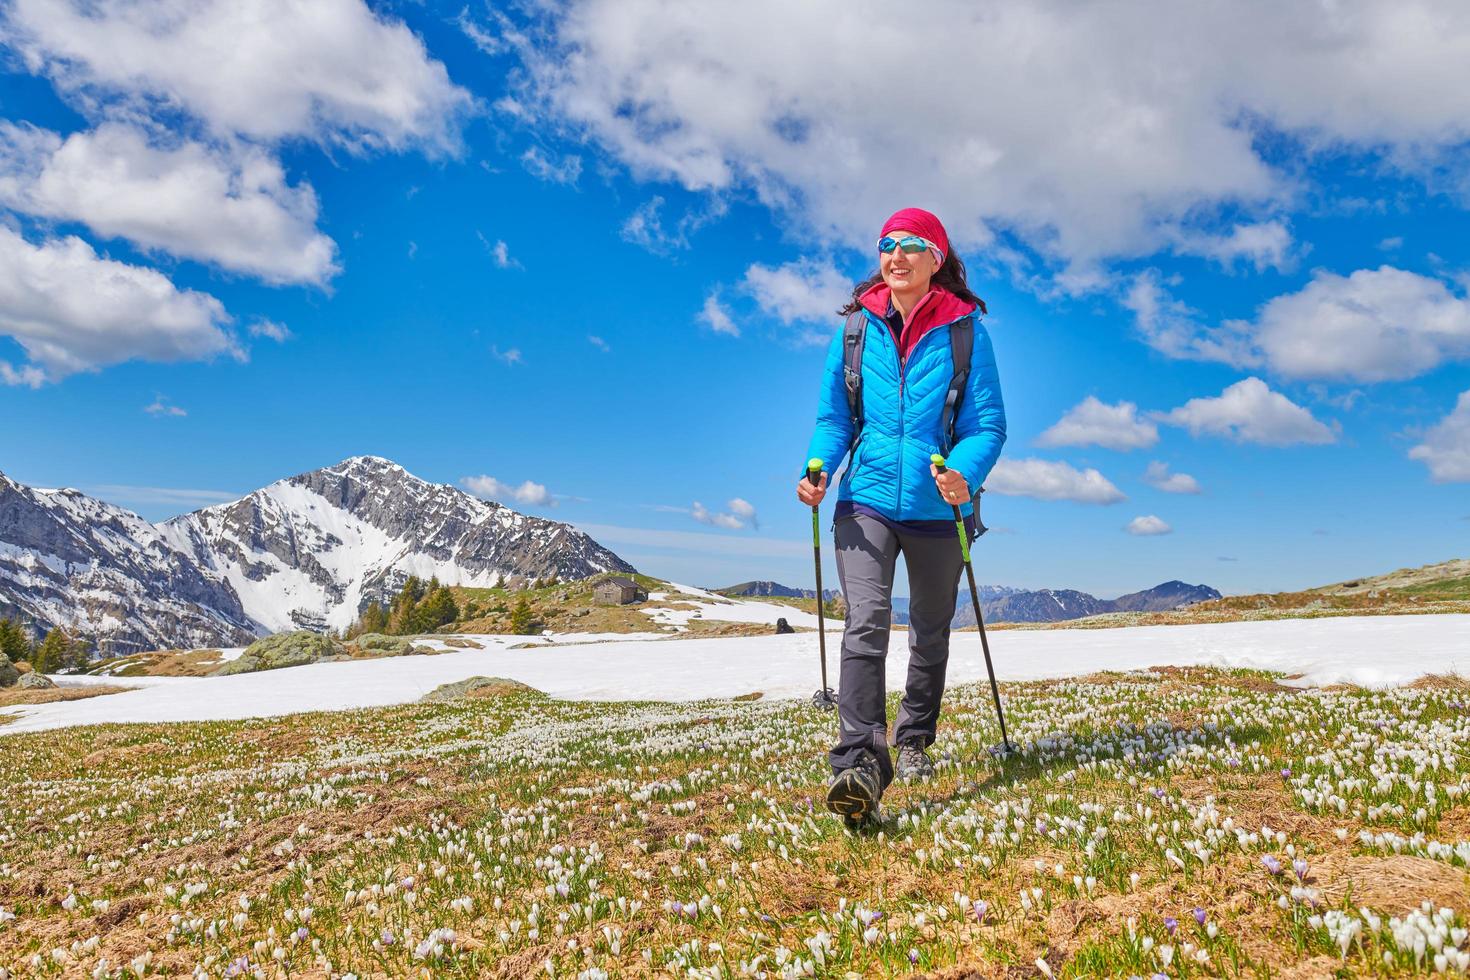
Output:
top-left (33, 628), bottom-right (70, 673)
top-left (418, 587), bottom-right (459, 631)
top-left (0, 618), bottom-right (31, 662)
top-left (509, 596), bottom-right (535, 635)
top-left (360, 601), bottom-right (389, 634)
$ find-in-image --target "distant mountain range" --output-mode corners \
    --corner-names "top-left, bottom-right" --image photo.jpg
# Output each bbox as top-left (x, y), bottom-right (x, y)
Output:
top-left (712, 580), bottom-right (841, 601)
top-left (0, 456), bottom-right (635, 655)
top-left (714, 579), bottom-right (1220, 626)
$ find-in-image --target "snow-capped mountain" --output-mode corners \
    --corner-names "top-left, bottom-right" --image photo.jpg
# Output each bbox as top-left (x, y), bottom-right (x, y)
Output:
top-left (0, 456), bottom-right (637, 654)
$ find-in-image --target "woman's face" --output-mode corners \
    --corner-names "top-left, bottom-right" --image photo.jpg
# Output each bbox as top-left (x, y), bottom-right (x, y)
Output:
top-left (880, 228), bottom-right (941, 295)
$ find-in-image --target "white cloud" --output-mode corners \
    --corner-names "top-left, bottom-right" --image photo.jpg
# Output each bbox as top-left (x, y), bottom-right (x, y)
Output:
top-left (1143, 461), bottom-right (1202, 494)
top-left (461, 475), bottom-right (557, 507)
top-left (742, 258), bottom-right (850, 327)
top-left (476, 231), bottom-right (522, 270)
top-left (621, 196), bottom-right (681, 253)
top-left (0, 122), bottom-right (338, 285)
top-left (248, 319), bottom-right (292, 343)
top-left (0, 226), bottom-right (238, 383)
top-left (490, 345), bottom-right (523, 366)
top-left (690, 500), bottom-right (753, 530)
top-left (510, 1), bottom-right (1470, 274)
top-left (1130, 266), bottom-right (1470, 383)
top-left (1036, 396), bottom-right (1158, 451)
top-left (1124, 270), bottom-right (1258, 366)
top-left (698, 292), bottom-right (739, 337)
top-left (87, 483), bottom-right (237, 507)
top-left (456, 7), bottom-right (513, 56)
top-left (1126, 514), bottom-right (1172, 536)
top-left (1156, 377), bottom-right (1336, 446)
top-left (726, 497), bottom-right (759, 531)
top-left (2, 0), bottom-right (473, 152)
top-left (1171, 220), bottom-right (1295, 272)
top-left (143, 396), bottom-right (186, 417)
top-left (1231, 266), bottom-right (1470, 382)
top-left (587, 334), bottom-right (609, 352)
top-left (1408, 390), bottom-right (1470, 483)
top-left (984, 458), bottom-right (1126, 504)
top-left (574, 522), bottom-right (808, 559)
top-left (520, 146), bottom-right (582, 184)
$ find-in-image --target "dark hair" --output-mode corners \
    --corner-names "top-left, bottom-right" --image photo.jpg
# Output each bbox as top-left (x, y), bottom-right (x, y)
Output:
top-left (838, 248), bottom-right (987, 317)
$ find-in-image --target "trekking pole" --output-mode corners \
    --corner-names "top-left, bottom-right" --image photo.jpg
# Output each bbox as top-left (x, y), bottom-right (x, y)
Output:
top-left (932, 453), bottom-right (1012, 754)
top-left (806, 458), bottom-right (837, 711)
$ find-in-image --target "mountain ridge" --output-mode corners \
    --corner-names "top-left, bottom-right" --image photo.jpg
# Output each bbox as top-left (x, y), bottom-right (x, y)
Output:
top-left (0, 456), bottom-right (635, 654)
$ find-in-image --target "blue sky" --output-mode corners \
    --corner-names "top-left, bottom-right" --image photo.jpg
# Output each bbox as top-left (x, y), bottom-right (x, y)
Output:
top-left (1, 1), bottom-right (1468, 598)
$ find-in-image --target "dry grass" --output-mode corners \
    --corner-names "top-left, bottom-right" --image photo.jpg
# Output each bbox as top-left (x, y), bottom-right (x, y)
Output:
top-left (0, 683), bottom-right (133, 710)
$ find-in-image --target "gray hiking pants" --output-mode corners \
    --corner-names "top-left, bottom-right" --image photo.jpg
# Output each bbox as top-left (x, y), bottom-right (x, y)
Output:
top-left (829, 512), bottom-right (965, 789)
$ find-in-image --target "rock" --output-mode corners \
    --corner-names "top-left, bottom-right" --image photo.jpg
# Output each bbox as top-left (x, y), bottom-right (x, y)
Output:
top-left (353, 633), bottom-right (415, 657)
top-left (211, 631), bottom-right (346, 676)
top-left (17, 672), bottom-right (56, 689)
top-left (0, 654), bottom-right (17, 687)
top-left (418, 676), bottom-right (541, 703)
top-left (774, 617), bottom-right (795, 635)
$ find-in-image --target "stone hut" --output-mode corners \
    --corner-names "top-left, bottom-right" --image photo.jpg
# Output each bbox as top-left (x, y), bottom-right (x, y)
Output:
top-left (593, 576), bottom-right (647, 605)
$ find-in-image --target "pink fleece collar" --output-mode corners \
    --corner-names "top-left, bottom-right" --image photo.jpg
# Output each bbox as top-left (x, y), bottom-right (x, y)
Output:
top-left (858, 282), bottom-right (977, 362)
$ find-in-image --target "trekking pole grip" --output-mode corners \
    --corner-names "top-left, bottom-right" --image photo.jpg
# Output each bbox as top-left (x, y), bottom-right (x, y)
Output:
top-left (931, 453), bottom-right (947, 475)
top-left (806, 457), bottom-right (824, 487)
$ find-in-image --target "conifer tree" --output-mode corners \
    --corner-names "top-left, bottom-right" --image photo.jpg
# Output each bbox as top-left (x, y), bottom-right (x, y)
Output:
top-left (0, 618), bottom-right (31, 662)
top-left (33, 628), bottom-right (70, 673)
top-left (360, 601), bottom-right (389, 634)
top-left (510, 596), bottom-right (535, 635)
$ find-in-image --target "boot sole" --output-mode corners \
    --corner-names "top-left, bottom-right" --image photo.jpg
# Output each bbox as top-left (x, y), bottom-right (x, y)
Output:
top-left (826, 770), bottom-right (879, 821)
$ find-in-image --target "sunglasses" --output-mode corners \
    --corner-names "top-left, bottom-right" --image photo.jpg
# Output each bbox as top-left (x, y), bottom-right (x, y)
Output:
top-left (877, 234), bottom-right (939, 256)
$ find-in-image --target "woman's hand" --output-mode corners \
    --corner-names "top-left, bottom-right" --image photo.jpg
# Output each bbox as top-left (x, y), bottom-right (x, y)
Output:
top-left (797, 471), bottom-right (827, 507)
top-left (931, 462), bottom-right (970, 506)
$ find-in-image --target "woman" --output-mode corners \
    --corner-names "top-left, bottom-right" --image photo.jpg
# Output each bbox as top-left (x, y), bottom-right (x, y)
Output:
top-left (798, 207), bottom-right (1005, 824)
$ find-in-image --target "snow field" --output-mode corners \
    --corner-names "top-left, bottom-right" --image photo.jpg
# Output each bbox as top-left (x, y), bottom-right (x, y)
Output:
top-left (1, 613), bottom-right (1466, 735)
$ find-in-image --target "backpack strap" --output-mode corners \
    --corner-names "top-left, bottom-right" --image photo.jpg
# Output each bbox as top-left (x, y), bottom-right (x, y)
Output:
top-left (939, 315), bottom-right (973, 456)
top-left (841, 311), bottom-right (867, 454)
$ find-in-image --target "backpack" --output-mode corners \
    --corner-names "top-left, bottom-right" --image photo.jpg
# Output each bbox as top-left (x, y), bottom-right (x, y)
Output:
top-left (842, 309), bottom-right (988, 523)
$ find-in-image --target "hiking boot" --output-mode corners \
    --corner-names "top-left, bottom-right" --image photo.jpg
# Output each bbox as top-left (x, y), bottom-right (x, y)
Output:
top-left (896, 738), bottom-right (936, 782)
top-left (826, 749), bottom-right (884, 824)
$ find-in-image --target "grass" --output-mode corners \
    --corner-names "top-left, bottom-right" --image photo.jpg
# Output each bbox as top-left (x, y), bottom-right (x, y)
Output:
top-left (4, 667), bottom-right (1470, 976)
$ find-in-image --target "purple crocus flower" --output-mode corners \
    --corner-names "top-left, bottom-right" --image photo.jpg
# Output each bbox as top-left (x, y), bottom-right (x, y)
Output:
top-left (1192, 907), bottom-right (1206, 926)
top-left (670, 901), bottom-right (683, 916)
top-left (1293, 858), bottom-right (1309, 881)
top-left (381, 928), bottom-right (396, 946)
top-left (1262, 855), bottom-right (1283, 875)
top-left (294, 926), bottom-right (308, 941)
top-left (973, 900), bottom-right (988, 924)
top-left (909, 950), bottom-right (919, 964)
top-left (1280, 767), bottom-right (1292, 779)
top-left (1163, 916), bottom-right (1178, 936)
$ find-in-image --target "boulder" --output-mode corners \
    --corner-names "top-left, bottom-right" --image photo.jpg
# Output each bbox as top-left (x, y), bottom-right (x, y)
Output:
top-left (17, 672), bottom-right (56, 689)
top-left (418, 676), bottom-right (541, 703)
top-left (353, 633), bottom-right (415, 656)
top-left (211, 631), bottom-right (345, 676)
top-left (0, 654), bottom-right (17, 688)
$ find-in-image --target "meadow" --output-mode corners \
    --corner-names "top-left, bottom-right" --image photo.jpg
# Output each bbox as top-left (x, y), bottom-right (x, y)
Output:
top-left (3, 667), bottom-right (1470, 977)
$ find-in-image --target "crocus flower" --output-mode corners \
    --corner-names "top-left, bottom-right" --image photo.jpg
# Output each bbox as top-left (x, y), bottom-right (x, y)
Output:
top-left (1293, 858), bottom-right (1308, 881)
top-left (973, 900), bottom-right (988, 924)
top-left (1192, 907), bottom-right (1206, 926)
top-left (1262, 855), bottom-right (1283, 875)
top-left (1164, 916), bottom-right (1178, 936)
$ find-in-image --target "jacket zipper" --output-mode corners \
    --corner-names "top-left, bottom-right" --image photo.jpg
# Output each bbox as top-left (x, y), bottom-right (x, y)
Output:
top-left (865, 305), bottom-right (976, 522)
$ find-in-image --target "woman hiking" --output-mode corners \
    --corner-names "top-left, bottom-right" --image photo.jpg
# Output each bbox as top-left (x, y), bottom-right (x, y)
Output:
top-left (798, 207), bottom-right (1006, 826)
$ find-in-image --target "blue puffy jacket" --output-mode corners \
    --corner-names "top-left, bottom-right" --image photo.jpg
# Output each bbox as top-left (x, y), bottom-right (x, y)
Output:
top-left (805, 297), bottom-right (1006, 522)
